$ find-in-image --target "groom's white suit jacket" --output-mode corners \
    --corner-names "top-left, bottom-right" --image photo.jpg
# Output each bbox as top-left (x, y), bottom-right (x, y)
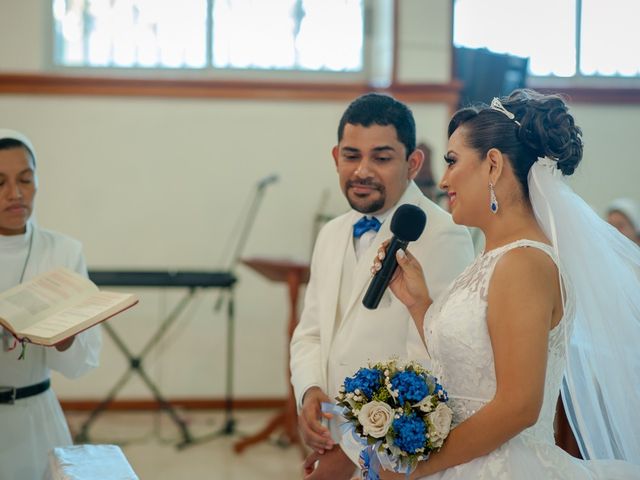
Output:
top-left (290, 182), bottom-right (475, 463)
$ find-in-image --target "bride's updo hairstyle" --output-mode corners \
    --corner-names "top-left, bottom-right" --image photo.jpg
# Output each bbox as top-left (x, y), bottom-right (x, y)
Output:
top-left (447, 89), bottom-right (583, 197)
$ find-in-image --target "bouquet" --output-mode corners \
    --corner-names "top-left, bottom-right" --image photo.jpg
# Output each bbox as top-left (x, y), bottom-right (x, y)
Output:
top-left (333, 359), bottom-right (452, 478)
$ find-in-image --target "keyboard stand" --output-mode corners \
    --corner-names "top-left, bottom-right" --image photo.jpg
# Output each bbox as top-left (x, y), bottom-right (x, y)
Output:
top-left (74, 270), bottom-right (236, 449)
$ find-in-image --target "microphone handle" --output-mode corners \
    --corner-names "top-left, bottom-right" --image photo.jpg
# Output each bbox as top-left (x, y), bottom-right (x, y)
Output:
top-left (362, 236), bottom-right (408, 309)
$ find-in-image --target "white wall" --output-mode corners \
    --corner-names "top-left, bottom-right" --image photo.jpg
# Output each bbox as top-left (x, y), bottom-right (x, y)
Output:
top-left (1, 1), bottom-right (638, 400)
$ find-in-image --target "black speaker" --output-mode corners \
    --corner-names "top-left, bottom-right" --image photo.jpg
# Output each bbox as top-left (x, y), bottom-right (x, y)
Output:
top-left (454, 47), bottom-right (529, 108)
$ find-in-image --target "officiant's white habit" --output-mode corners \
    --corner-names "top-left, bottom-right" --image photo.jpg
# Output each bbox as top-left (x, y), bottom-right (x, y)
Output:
top-left (0, 223), bottom-right (102, 480)
top-left (0, 127), bottom-right (102, 480)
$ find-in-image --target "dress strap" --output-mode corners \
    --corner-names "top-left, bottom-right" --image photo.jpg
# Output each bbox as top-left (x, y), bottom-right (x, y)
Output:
top-left (484, 239), bottom-right (557, 265)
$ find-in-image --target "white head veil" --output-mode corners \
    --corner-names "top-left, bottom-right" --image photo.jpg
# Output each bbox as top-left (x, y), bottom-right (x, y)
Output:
top-left (0, 128), bottom-right (37, 166)
top-left (529, 157), bottom-right (640, 462)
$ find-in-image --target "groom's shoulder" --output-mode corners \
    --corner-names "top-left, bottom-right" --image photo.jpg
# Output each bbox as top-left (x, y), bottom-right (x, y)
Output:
top-left (318, 210), bottom-right (354, 237)
top-left (415, 195), bottom-right (463, 234)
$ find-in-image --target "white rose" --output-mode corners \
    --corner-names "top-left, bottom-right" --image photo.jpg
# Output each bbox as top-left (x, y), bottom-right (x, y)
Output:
top-left (357, 401), bottom-right (394, 438)
top-left (428, 403), bottom-right (453, 446)
top-left (413, 395), bottom-right (435, 413)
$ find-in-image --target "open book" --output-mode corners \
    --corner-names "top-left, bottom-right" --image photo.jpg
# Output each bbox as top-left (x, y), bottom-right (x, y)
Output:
top-left (0, 267), bottom-right (138, 346)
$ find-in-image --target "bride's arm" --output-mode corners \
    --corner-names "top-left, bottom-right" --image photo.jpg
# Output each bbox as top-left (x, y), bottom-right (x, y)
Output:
top-left (387, 248), bottom-right (560, 479)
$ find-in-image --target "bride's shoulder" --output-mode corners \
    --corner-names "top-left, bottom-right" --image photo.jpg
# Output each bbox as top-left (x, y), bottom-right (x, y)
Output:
top-left (490, 245), bottom-right (559, 294)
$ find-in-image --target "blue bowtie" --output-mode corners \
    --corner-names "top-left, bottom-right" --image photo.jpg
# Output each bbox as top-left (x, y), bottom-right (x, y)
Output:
top-left (353, 216), bottom-right (382, 238)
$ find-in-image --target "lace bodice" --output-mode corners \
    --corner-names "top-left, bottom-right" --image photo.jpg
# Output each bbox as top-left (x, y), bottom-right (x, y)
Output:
top-left (425, 239), bottom-right (573, 445)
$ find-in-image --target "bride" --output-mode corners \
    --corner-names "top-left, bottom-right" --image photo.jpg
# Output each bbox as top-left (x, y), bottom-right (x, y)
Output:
top-left (370, 89), bottom-right (640, 479)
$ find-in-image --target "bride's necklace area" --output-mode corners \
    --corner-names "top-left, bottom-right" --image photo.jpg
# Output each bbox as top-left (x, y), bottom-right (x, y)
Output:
top-left (2, 228), bottom-right (34, 352)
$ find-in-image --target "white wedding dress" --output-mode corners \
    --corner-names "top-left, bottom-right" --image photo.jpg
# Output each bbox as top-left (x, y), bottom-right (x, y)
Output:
top-left (419, 239), bottom-right (640, 479)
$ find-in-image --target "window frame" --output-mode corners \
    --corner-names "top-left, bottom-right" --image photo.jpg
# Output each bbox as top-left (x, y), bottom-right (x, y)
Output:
top-left (1, 0), bottom-right (633, 105)
top-left (452, 0), bottom-right (640, 87)
top-left (47, 0), bottom-right (373, 84)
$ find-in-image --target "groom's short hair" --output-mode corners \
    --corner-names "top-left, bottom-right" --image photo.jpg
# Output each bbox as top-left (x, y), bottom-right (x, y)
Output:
top-left (337, 93), bottom-right (417, 159)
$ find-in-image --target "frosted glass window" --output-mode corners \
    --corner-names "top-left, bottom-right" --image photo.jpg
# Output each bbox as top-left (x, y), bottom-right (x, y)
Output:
top-left (212, 0), bottom-right (363, 71)
top-left (53, 0), bottom-right (207, 68)
top-left (580, 0), bottom-right (640, 76)
top-left (454, 0), bottom-right (639, 78)
top-left (453, 0), bottom-right (576, 77)
top-left (53, 0), bottom-right (364, 72)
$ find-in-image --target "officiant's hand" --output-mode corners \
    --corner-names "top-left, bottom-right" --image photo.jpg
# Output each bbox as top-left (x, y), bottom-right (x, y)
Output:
top-left (54, 336), bottom-right (75, 352)
top-left (300, 387), bottom-right (334, 453)
top-left (373, 241), bottom-right (432, 322)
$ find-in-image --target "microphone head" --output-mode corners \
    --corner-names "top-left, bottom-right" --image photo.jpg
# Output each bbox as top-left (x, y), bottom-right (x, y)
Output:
top-left (390, 204), bottom-right (427, 241)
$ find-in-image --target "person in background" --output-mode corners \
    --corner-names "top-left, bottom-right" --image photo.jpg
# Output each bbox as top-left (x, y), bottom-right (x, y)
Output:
top-left (291, 93), bottom-right (474, 479)
top-left (414, 142), bottom-right (438, 202)
top-left (606, 197), bottom-right (640, 245)
top-left (0, 129), bottom-right (102, 480)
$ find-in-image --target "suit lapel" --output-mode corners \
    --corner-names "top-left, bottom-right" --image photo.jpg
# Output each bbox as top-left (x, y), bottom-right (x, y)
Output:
top-left (322, 213), bottom-right (355, 349)
top-left (341, 219), bottom-right (392, 320)
top-left (340, 182), bottom-right (424, 321)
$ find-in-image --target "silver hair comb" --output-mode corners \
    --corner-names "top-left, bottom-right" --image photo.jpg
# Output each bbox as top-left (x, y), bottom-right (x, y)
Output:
top-left (490, 97), bottom-right (521, 126)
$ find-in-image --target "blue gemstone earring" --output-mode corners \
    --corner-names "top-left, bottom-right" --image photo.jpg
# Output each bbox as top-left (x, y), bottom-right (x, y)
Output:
top-left (489, 182), bottom-right (499, 214)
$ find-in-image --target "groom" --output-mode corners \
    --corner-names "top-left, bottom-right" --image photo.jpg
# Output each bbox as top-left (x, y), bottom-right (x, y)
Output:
top-left (290, 93), bottom-right (474, 478)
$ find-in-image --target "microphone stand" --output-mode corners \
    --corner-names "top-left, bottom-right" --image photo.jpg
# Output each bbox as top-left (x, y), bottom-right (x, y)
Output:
top-left (214, 177), bottom-right (275, 311)
top-left (207, 176), bottom-right (277, 439)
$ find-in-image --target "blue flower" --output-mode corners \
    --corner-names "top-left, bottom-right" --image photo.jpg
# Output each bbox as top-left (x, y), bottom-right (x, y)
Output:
top-left (391, 371), bottom-right (428, 405)
top-left (392, 414), bottom-right (426, 454)
top-left (434, 382), bottom-right (449, 401)
top-left (344, 368), bottom-right (383, 399)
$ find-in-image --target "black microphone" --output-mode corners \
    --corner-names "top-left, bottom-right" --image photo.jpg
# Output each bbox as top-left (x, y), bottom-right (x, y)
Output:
top-left (362, 204), bottom-right (427, 309)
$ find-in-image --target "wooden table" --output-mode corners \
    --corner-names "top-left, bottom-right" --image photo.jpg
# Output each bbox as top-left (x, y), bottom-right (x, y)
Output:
top-left (233, 257), bottom-right (310, 457)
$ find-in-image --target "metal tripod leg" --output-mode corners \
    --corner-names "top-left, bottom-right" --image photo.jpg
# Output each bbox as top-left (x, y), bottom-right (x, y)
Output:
top-left (183, 289), bottom-right (237, 446)
top-left (75, 290), bottom-right (196, 446)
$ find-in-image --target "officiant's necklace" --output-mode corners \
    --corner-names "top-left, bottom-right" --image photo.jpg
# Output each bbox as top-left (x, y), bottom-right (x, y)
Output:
top-left (2, 228), bottom-right (34, 356)
top-left (18, 227), bottom-right (34, 284)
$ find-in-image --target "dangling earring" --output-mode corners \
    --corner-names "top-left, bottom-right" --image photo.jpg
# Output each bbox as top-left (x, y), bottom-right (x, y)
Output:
top-left (489, 182), bottom-right (499, 214)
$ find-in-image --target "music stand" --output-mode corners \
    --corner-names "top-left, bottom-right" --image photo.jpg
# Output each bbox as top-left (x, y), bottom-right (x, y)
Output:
top-left (233, 257), bottom-right (309, 457)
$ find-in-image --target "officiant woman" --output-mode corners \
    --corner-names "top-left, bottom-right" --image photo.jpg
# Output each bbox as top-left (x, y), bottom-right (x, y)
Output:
top-left (0, 129), bottom-right (102, 480)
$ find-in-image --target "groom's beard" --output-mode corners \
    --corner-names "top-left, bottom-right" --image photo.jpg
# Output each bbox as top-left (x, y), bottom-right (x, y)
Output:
top-left (346, 179), bottom-right (386, 214)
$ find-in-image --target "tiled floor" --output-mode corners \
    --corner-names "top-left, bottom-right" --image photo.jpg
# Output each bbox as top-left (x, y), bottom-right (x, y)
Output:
top-left (65, 409), bottom-right (305, 479)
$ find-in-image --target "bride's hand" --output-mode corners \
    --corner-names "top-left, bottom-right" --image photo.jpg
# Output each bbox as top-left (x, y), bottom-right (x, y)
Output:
top-left (378, 470), bottom-right (409, 480)
top-left (372, 241), bottom-right (432, 320)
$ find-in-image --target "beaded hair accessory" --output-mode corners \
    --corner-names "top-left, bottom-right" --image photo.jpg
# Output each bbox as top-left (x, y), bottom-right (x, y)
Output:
top-left (490, 98), bottom-right (521, 126)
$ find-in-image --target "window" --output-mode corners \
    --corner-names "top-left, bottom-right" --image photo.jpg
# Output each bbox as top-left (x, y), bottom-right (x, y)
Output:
top-left (453, 0), bottom-right (640, 78)
top-left (53, 0), bottom-right (364, 72)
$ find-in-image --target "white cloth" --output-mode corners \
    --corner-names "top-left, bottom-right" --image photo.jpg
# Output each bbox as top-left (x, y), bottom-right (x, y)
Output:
top-left (354, 228), bottom-right (378, 260)
top-left (0, 223), bottom-right (102, 480)
top-left (290, 182), bottom-right (475, 465)
top-left (0, 128), bottom-right (37, 164)
top-left (353, 210), bottom-right (390, 260)
top-left (529, 159), bottom-right (640, 463)
top-left (418, 239), bottom-right (640, 479)
top-left (45, 445), bottom-right (138, 480)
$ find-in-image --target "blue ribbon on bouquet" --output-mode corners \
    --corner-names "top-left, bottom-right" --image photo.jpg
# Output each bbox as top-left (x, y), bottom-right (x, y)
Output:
top-left (359, 447), bottom-right (382, 480)
top-left (321, 402), bottom-right (412, 480)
